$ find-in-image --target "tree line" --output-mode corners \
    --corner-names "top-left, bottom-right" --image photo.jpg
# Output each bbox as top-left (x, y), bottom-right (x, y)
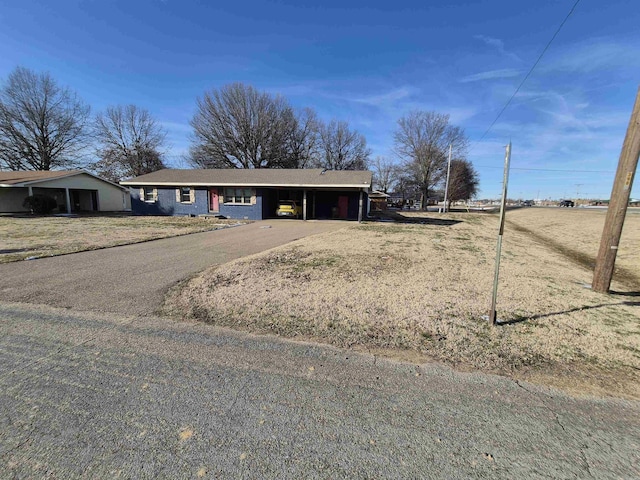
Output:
top-left (0, 66), bottom-right (478, 207)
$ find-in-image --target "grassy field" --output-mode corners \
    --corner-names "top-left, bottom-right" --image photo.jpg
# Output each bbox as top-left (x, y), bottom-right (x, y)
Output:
top-left (0, 215), bottom-right (246, 263)
top-left (165, 207), bottom-right (640, 399)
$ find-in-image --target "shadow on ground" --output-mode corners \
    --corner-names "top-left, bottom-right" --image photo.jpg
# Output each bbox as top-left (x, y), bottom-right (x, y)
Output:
top-left (507, 220), bottom-right (640, 290)
top-left (370, 211), bottom-right (462, 227)
top-left (497, 300), bottom-right (640, 326)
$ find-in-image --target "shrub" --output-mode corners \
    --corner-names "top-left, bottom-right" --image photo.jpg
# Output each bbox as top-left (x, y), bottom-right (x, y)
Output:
top-left (23, 194), bottom-right (58, 214)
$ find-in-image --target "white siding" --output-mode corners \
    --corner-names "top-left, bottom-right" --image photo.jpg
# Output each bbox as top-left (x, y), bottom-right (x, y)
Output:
top-left (34, 173), bottom-right (129, 211)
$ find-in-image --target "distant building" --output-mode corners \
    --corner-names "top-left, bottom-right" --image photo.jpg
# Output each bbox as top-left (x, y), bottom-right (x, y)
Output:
top-left (0, 170), bottom-right (131, 214)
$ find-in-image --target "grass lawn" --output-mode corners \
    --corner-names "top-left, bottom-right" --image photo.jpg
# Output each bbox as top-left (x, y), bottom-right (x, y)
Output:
top-left (0, 215), bottom-right (248, 263)
top-left (165, 207), bottom-right (640, 399)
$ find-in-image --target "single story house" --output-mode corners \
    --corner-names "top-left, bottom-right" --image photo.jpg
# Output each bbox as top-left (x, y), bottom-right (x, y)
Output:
top-left (120, 168), bottom-right (373, 221)
top-left (369, 190), bottom-right (390, 212)
top-left (0, 170), bottom-right (131, 214)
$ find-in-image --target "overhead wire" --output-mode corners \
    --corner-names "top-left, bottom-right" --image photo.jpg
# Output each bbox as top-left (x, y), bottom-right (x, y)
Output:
top-left (472, 0), bottom-right (583, 146)
top-left (474, 166), bottom-right (614, 173)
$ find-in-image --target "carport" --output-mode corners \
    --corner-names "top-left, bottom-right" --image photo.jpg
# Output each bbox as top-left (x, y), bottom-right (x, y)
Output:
top-left (0, 170), bottom-right (131, 214)
top-left (261, 187), bottom-right (364, 220)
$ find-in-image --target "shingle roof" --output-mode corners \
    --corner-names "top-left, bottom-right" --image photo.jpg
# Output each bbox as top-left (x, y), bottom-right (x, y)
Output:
top-left (120, 169), bottom-right (372, 188)
top-left (0, 169), bottom-right (127, 190)
top-left (0, 170), bottom-right (82, 185)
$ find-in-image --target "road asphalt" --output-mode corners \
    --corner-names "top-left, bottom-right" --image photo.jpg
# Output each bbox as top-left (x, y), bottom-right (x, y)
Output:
top-left (1, 303), bottom-right (639, 479)
top-left (0, 219), bottom-right (344, 316)
top-left (1, 219), bottom-right (639, 478)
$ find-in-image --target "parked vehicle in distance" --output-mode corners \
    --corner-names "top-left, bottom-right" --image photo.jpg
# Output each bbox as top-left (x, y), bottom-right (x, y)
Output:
top-left (521, 200), bottom-right (534, 207)
top-left (559, 200), bottom-right (575, 207)
top-left (276, 200), bottom-right (302, 218)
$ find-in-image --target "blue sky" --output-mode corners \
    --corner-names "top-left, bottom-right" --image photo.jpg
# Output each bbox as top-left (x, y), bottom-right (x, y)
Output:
top-left (1, 0), bottom-right (638, 199)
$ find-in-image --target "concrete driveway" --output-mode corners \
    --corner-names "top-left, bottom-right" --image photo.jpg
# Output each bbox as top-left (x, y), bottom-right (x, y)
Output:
top-left (0, 220), bottom-right (344, 315)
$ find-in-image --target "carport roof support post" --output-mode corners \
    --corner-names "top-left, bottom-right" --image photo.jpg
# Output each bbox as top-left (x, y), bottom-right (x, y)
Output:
top-left (303, 189), bottom-right (307, 220)
top-left (65, 187), bottom-right (71, 214)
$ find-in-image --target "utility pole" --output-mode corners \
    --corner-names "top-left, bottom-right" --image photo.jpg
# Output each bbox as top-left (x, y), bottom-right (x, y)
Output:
top-left (443, 144), bottom-right (452, 213)
top-left (488, 142), bottom-right (512, 325)
top-left (592, 87), bottom-right (640, 293)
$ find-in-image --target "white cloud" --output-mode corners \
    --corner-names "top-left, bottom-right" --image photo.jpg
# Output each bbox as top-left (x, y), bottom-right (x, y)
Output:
top-left (459, 68), bottom-right (521, 83)
top-left (541, 38), bottom-right (639, 74)
top-left (474, 35), bottom-right (522, 62)
top-left (352, 86), bottom-right (419, 107)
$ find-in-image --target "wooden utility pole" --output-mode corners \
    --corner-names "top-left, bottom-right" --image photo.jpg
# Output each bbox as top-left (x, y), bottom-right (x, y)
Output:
top-left (592, 87), bottom-right (640, 293)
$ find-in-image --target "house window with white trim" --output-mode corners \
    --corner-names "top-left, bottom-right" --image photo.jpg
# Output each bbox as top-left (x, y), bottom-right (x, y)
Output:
top-left (143, 187), bottom-right (156, 202)
top-left (176, 186), bottom-right (195, 204)
top-left (224, 188), bottom-right (253, 204)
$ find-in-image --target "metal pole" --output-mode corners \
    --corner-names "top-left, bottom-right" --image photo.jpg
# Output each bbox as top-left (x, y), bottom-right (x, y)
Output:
top-left (593, 87), bottom-right (640, 293)
top-left (443, 144), bottom-right (452, 213)
top-left (489, 142), bottom-right (512, 325)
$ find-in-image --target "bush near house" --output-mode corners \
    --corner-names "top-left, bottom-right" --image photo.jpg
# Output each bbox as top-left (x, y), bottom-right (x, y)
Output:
top-left (22, 194), bottom-right (58, 214)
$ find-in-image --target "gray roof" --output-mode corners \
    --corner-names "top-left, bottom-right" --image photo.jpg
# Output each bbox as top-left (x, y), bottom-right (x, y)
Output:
top-left (0, 169), bottom-right (126, 190)
top-left (0, 170), bottom-right (84, 185)
top-left (120, 169), bottom-right (372, 188)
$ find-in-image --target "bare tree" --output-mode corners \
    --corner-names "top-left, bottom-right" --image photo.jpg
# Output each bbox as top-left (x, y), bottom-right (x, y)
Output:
top-left (372, 156), bottom-right (397, 193)
top-left (189, 83), bottom-right (309, 169)
top-left (446, 159), bottom-right (479, 208)
top-left (394, 111), bottom-right (468, 209)
top-left (317, 120), bottom-right (370, 170)
top-left (0, 66), bottom-right (90, 171)
top-left (92, 104), bottom-right (167, 182)
top-left (288, 107), bottom-right (321, 169)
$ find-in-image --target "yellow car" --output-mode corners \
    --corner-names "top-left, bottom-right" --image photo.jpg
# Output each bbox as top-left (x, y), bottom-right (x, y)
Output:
top-left (276, 200), bottom-right (302, 218)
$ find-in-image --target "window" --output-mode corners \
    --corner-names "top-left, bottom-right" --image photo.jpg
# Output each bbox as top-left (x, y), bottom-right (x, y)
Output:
top-left (176, 187), bottom-right (194, 204)
top-left (143, 187), bottom-right (155, 202)
top-left (224, 188), bottom-right (253, 204)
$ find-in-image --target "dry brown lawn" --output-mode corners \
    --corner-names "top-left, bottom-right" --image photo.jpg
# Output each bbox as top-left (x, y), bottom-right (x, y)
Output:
top-left (0, 215), bottom-right (247, 263)
top-left (164, 207), bottom-right (640, 399)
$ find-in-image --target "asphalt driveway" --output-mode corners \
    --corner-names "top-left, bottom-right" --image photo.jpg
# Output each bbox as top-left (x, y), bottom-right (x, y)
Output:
top-left (0, 220), bottom-right (344, 315)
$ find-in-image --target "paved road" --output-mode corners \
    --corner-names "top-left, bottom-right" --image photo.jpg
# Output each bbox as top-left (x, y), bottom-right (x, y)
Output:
top-left (0, 220), bottom-right (344, 316)
top-left (1, 303), bottom-right (638, 479)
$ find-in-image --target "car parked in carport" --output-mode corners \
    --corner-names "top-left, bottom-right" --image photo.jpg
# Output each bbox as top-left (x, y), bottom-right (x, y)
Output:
top-left (276, 200), bottom-right (302, 218)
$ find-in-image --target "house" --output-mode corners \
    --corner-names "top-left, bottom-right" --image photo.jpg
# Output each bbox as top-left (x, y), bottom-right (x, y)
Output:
top-left (0, 170), bottom-right (131, 214)
top-left (120, 168), bottom-right (372, 221)
top-left (368, 190), bottom-right (390, 212)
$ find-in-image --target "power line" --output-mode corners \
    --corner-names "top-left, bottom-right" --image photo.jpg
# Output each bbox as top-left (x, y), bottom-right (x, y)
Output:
top-left (475, 165), bottom-right (613, 173)
top-left (474, 0), bottom-right (582, 144)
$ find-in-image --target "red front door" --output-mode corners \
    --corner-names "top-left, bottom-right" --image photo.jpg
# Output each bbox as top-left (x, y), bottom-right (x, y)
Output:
top-left (338, 195), bottom-right (349, 219)
top-left (209, 188), bottom-right (219, 212)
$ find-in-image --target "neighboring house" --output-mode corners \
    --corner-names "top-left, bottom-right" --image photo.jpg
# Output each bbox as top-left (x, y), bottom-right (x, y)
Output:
top-left (368, 190), bottom-right (390, 212)
top-left (0, 170), bottom-right (131, 214)
top-left (120, 169), bottom-right (372, 221)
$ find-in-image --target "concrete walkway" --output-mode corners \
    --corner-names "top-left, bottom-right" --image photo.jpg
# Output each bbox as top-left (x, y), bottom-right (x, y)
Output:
top-left (0, 220), bottom-right (344, 315)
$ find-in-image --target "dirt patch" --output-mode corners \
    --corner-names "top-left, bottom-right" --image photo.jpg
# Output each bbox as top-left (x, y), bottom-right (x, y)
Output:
top-left (164, 209), bottom-right (640, 399)
top-left (0, 215), bottom-right (248, 263)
